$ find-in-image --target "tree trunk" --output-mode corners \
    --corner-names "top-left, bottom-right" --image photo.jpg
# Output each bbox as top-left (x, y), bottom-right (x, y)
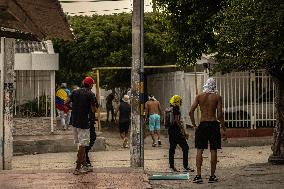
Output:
top-left (269, 76), bottom-right (284, 164)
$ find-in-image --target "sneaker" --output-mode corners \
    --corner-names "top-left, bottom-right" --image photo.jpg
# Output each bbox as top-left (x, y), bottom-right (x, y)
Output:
top-left (87, 165), bottom-right (93, 172)
top-left (183, 167), bottom-right (195, 172)
top-left (193, 175), bottom-right (203, 184)
top-left (152, 143), bottom-right (157, 147)
top-left (208, 175), bottom-right (218, 183)
top-left (82, 165), bottom-right (93, 172)
top-left (169, 167), bottom-right (180, 172)
top-left (158, 140), bottom-right (162, 146)
top-left (73, 168), bottom-right (88, 175)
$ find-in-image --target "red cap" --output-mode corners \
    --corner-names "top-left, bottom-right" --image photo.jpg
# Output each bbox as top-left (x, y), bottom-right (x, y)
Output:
top-left (83, 76), bottom-right (95, 86)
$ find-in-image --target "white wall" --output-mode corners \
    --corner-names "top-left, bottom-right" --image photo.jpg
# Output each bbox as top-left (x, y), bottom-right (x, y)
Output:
top-left (147, 71), bottom-right (206, 125)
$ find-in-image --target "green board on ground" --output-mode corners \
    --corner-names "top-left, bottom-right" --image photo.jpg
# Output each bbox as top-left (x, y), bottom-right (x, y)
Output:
top-left (149, 173), bottom-right (190, 180)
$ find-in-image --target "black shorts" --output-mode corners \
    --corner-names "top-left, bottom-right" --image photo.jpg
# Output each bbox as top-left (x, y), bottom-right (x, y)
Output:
top-left (195, 121), bottom-right (221, 150)
top-left (119, 121), bottom-right (130, 133)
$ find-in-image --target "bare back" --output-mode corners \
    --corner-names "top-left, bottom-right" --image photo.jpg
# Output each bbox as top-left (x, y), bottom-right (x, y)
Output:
top-left (198, 92), bottom-right (220, 122)
top-left (145, 100), bottom-right (162, 115)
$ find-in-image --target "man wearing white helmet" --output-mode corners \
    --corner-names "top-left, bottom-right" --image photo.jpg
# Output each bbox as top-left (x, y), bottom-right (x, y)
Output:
top-left (189, 78), bottom-right (227, 183)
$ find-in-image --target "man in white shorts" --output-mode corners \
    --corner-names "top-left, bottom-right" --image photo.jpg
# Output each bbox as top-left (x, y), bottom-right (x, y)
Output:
top-left (69, 76), bottom-right (97, 175)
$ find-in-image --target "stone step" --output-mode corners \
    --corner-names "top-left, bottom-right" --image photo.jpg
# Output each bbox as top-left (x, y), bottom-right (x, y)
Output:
top-left (13, 136), bottom-right (106, 155)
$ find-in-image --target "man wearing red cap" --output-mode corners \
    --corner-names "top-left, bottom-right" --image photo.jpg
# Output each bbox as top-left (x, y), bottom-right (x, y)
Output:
top-left (69, 76), bottom-right (98, 175)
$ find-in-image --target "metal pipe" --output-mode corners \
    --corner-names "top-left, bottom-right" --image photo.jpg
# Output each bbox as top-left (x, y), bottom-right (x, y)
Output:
top-left (92, 65), bottom-right (177, 70)
top-left (96, 70), bottom-right (101, 131)
top-left (0, 37), bottom-right (4, 170)
top-left (50, 71), bottom-right (55, 133)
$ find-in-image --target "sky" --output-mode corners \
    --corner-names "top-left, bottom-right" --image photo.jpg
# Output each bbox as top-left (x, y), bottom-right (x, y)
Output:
top-left (59, 0), bottom-right (153, 16)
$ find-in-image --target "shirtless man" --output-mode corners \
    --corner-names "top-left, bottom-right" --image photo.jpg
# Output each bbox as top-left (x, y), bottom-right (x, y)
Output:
top-left (189, 78), bottom-right (227, 183)
top-left (145, 95), bottom-right (163, 147)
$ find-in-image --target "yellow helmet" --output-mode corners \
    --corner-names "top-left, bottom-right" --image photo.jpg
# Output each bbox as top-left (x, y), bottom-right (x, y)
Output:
top-left (170, 95), bottom-right (182, 106)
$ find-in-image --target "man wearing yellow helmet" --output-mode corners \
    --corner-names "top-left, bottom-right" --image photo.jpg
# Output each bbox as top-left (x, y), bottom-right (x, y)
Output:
top-left (169, 95), bottom-right (182, 107)
top-left (168, 95), bottom-right (194, 172)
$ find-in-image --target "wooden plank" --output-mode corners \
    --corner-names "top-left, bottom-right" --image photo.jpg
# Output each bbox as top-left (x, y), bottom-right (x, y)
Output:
top-left (6, 0), bottom-right (45, 39)
top-left (0, 30), bottom-right (38, 41)
top-left (149, 173), bottom-right (190, 180)
top-left (0, 0), bottom-right (8, 9)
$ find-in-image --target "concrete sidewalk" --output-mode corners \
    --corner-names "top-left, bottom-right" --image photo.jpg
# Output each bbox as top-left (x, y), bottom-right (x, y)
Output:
top-left (0, 168), bottom-right (151, 189)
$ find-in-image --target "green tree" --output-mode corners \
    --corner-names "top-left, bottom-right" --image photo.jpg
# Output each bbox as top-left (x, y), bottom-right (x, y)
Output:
top-left (214, 0), bottom-right (284, 163)
top-left (156, 0), bottom-right (284, 163)
top-left (53, 13), bottom-right (176, 90)
top-left (155, 0), bottom-right (223, 68)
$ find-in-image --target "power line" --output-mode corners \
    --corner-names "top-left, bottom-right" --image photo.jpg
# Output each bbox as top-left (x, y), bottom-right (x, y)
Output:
top-left (59, 0), bottom-right (124, 3)
top-left (66, 4), bottom-right (152, 15)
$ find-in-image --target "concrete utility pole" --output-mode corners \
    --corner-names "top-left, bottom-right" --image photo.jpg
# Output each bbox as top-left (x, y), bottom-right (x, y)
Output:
top-left (0, 38), bottom-right (15, 170)
top-left (130, 0), bottom-right (144, 167)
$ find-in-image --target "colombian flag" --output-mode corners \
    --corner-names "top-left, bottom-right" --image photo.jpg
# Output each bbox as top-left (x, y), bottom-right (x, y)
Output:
top-left (56, 88), bottom-right (70, 113)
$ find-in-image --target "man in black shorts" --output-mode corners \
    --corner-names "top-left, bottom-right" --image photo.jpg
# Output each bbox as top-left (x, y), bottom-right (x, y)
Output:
top-left (189, 78), bottom-right (227, 183)
top-left (115, 95), bottom-right (131, 148)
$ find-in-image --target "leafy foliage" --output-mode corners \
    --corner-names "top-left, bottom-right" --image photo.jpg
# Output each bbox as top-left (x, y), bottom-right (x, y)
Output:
top-left (155, 0), bottom-right (223, 68)
top-left (214, 0), bottom-right (284, 77)
top-left (15, 95), bottom-right (51, 117)
top-left (53, 13), bottom-right (177, 89)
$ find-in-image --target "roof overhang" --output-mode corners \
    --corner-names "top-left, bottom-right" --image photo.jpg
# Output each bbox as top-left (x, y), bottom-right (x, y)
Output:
top-left (0, 0), bottom-right (73, 41)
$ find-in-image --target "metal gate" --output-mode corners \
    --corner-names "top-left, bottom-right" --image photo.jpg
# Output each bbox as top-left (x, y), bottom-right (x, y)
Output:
top-left (215, 71), bottom-right (276, 128)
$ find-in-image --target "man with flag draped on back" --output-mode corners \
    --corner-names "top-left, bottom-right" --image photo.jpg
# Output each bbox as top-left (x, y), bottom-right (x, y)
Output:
top-left (56, 83), bottom-right (71, 130)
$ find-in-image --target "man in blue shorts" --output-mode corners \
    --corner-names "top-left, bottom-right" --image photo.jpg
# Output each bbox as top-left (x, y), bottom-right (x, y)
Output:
top-left (145, 95), bottom-right (162, 147)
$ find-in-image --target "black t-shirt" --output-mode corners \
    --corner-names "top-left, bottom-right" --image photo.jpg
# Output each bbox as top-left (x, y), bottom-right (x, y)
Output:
top-left (70, 88), bottom-right (97, 129)
top-left (106, 93), bottom-right (115, 106)
top-left (89, 93), bottom-right (99, 124)
top-left (119, 101), bottom-right (131, 123)
top-left (168, 105), bottom-right (182, 136)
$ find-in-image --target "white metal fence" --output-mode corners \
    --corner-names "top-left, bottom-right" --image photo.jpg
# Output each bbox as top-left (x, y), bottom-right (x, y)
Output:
top-left (147, 71), bottom-right (276, 129)
top-left (215, 71), bottom-right (275, 128)
top-left (14, 70), bottom-right (52, 118)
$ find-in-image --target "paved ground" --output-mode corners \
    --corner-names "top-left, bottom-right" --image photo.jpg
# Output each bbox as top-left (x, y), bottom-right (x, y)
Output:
top-left (0, 168), bottom-right (151, 189)
top-left (5, 143), bottom-right (284, 188)
top-left (3, 120), bottom-right (283, 188)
